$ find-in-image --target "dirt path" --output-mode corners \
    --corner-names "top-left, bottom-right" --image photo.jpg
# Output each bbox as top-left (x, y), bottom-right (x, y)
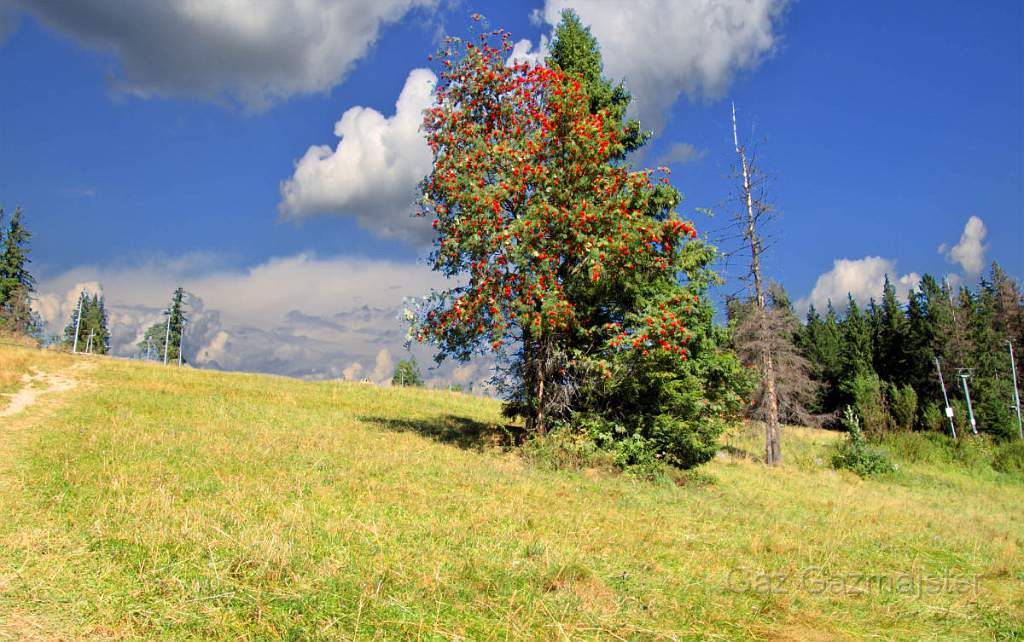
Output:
top-left (0, 368), bottom-right (79, 419)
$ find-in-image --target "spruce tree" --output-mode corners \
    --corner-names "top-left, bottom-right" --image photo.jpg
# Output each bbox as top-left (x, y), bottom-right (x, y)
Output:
top-left (0, 207), bottom-right (37, 334)
top-left (139, 287), bottom-right (188, 363)
top-left (392, 357), bottom-right (425, 387)
top-left (800, 302), bottom-right (843, 415)
top-left (840, 295), bottom-right (874, 384)
top-left (904, 283), bottom-right (937, 415)
top-left (874, 275), bottom-right (910, 386)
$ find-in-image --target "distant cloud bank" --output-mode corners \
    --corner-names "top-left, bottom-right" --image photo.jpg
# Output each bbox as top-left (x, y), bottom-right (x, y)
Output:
top-left (33, 253), bottom-right (490, 388)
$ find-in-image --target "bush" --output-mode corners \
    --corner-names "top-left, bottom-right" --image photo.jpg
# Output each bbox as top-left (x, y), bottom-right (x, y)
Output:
top-left (847, 373), bottom-right (889, 434)
top-left (973, 379), bottom-right (1019, 440)
top-left (878, 431), bottom-right (1008, 474)
top-left (920, 401), bottom-right (946, 433)
top-left (887, 383), bottom-right (917, 432)
top-left (521, 426), bottom-right (615, 472)
top-left (572, 332), bottom-right (755, 470)
top-left (993, 440), bottom-right (1024, 476)
top-left (881, 431), bottom-right (956, 466)
top-left (521, 420), bottom-right (668, 480)
top-left (832, 406), bottom-right (894, 477)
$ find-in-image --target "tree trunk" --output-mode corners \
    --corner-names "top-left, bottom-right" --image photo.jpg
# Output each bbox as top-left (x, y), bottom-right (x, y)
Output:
top-left (736, 117), bottom-right (782, 466)
top-left (536, 363), bottom-right (546, 435)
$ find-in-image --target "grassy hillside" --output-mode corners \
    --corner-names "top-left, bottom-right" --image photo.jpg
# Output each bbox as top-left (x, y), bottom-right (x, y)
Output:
top-left (0, 344), bottom-right (1021, 640)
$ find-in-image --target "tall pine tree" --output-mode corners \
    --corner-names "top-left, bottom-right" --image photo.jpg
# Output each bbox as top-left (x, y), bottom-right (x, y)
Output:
top-left (0, 207), bottom-right (38, 335)
top-left (139, 287), bottom-right (188, 363)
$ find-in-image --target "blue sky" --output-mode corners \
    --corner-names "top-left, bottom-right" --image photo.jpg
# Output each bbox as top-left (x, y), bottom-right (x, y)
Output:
top-left (1, 1), bottom-right (1021, 381)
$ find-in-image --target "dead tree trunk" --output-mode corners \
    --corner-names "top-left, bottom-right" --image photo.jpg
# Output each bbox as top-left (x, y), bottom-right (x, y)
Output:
top-left (734, 104), bottom-right (781, 466)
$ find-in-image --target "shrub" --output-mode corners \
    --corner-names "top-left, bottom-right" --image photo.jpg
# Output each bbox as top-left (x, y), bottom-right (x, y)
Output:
top-left (521, 426), bottom-right (614, 472)
top-left (887, 383), bottom-right (917, 432)
top-left (920, 401), bottom-right (945, 433)
top-left (832, 406), bottom-right (894, 477)
top-left (878, 431), bottom-right (1005, 474)
top-left (848, 373), bottom-right (889, 435)
top-left (993, 440), bottom-right (1024, 476)
top-left (521, 419), bottom-right (668, 480)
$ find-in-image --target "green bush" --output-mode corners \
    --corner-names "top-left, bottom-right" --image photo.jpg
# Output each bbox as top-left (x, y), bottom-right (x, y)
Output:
top-left (832, 406), bottom-right (894, 477)
top-left (847, 373), bottom-right (889, 434)
top-left (521, 425), bottom-right (612, 472)
top-left (521, 420), bottom-right (668, 480)
top-left (879, 431), bottom-right (1004, 473)
top-left (920, 401), bottom-right (946, 433)
top-left (881, 431), bottom-right (956, 466)
top-left (887, 383), bottom-right (917, 432)
top-left (993, 440), bottom-right (1024, 476)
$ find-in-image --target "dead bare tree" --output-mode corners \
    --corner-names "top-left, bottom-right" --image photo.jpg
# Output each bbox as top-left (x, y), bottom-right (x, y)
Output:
top-left (731, 103), bottom-right (782, 465)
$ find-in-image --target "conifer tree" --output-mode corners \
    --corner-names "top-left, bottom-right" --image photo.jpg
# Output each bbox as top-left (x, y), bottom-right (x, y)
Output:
top-left (874, 275), bottom-right (910, 385)
top-left (839, 295), bottom-right (874, 385)
top-left (0, 207), bottom-right (38, 334)
top-left (139, 287), bottom-right (188, 363)
top-left (799, 302), bottom-right (844, 416)
top-left (62, 291), bottom-right (110, 353)
top-left (392, 357), bottom-right (425, 387)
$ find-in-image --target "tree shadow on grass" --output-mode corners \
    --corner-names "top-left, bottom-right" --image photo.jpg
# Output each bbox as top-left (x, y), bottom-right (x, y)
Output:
top-left (360, 414), bottom-right (527, 451)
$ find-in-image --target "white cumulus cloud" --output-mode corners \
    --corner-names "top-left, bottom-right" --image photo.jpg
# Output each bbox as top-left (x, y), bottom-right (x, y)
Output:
top-left (527, 0), bottom-right (788, 132)
top-left (796, 256), bottom-right (920, 314)
top-left (657, 142), bottom-right (708, 165)
top-left (279, 68), bottom-right (436, 244)
top-left (9, 0), bottom-right (437, 109)
top-left (939, 215), bottom-right (988, 278)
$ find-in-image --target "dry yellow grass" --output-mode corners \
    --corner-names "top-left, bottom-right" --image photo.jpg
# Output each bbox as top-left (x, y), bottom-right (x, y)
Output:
top-left (0, 343), bottom-right (1021, 640)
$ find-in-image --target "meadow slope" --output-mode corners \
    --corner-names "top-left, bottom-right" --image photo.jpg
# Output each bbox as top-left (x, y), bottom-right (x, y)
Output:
top-left (0, 344), bottom-right (1021, 640)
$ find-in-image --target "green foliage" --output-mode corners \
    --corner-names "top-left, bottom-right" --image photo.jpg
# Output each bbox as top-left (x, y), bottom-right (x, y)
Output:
top-left (846, 372), bottom-right (888, 434)
top-left (887, 382), bottom-right (917, 432)
top-left (992, 440), bottom-right (1024, 476)
top-left (391, 357), bottom-right (424, 387)
top-left (839, 296), bottom-right (874, 387)
top-left (62, 292), bottom-right (110, 354)
top-left (413, 15), bottom-right (750, 468)
top-left (0, 207), bottom-right (39, 335)
top-left (799, 263), bottom-right (1024, 445)
top-left (880, 431), bottom-right (1018, 477)
top-left (139, 287), bottom-right (188, 363)
top-left (521, 425), bottom-right (618, 473)
top-left (832, 406), bottom-right (894, 476)
top-left (920, 401), bottom-right (946, 433)
top-left (546, 9), bottom-right (647, 157)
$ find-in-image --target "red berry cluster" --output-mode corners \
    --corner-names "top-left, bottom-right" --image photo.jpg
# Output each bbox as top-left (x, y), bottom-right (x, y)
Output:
top-left (414, 27), bottom-right (699, 364)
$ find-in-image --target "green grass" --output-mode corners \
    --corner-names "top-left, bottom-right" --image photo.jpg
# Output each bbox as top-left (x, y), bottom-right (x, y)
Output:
top-left (0, 344), bottom-right (1021, 640)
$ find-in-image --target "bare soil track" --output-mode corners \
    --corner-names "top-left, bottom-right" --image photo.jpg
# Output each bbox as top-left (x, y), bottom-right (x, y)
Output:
top-left (0, 368), bottom-right (79, 419)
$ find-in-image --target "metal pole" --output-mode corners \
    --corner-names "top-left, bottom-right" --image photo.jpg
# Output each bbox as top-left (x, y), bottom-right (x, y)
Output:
top-left (86, 331), bottom-right (94, 354)
top-left (71, 293), bottom-right (84, 354)
top-left (935, 357), bottom-right (956, 439)
top-left (178, 322), bottom-right (184, 367)
top-left (1009, 340), bottom-right (1023, 440)
top-left (959, 371), bottom-right (978, 435)
top-left (163, 314), bottom-right (171, 365)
